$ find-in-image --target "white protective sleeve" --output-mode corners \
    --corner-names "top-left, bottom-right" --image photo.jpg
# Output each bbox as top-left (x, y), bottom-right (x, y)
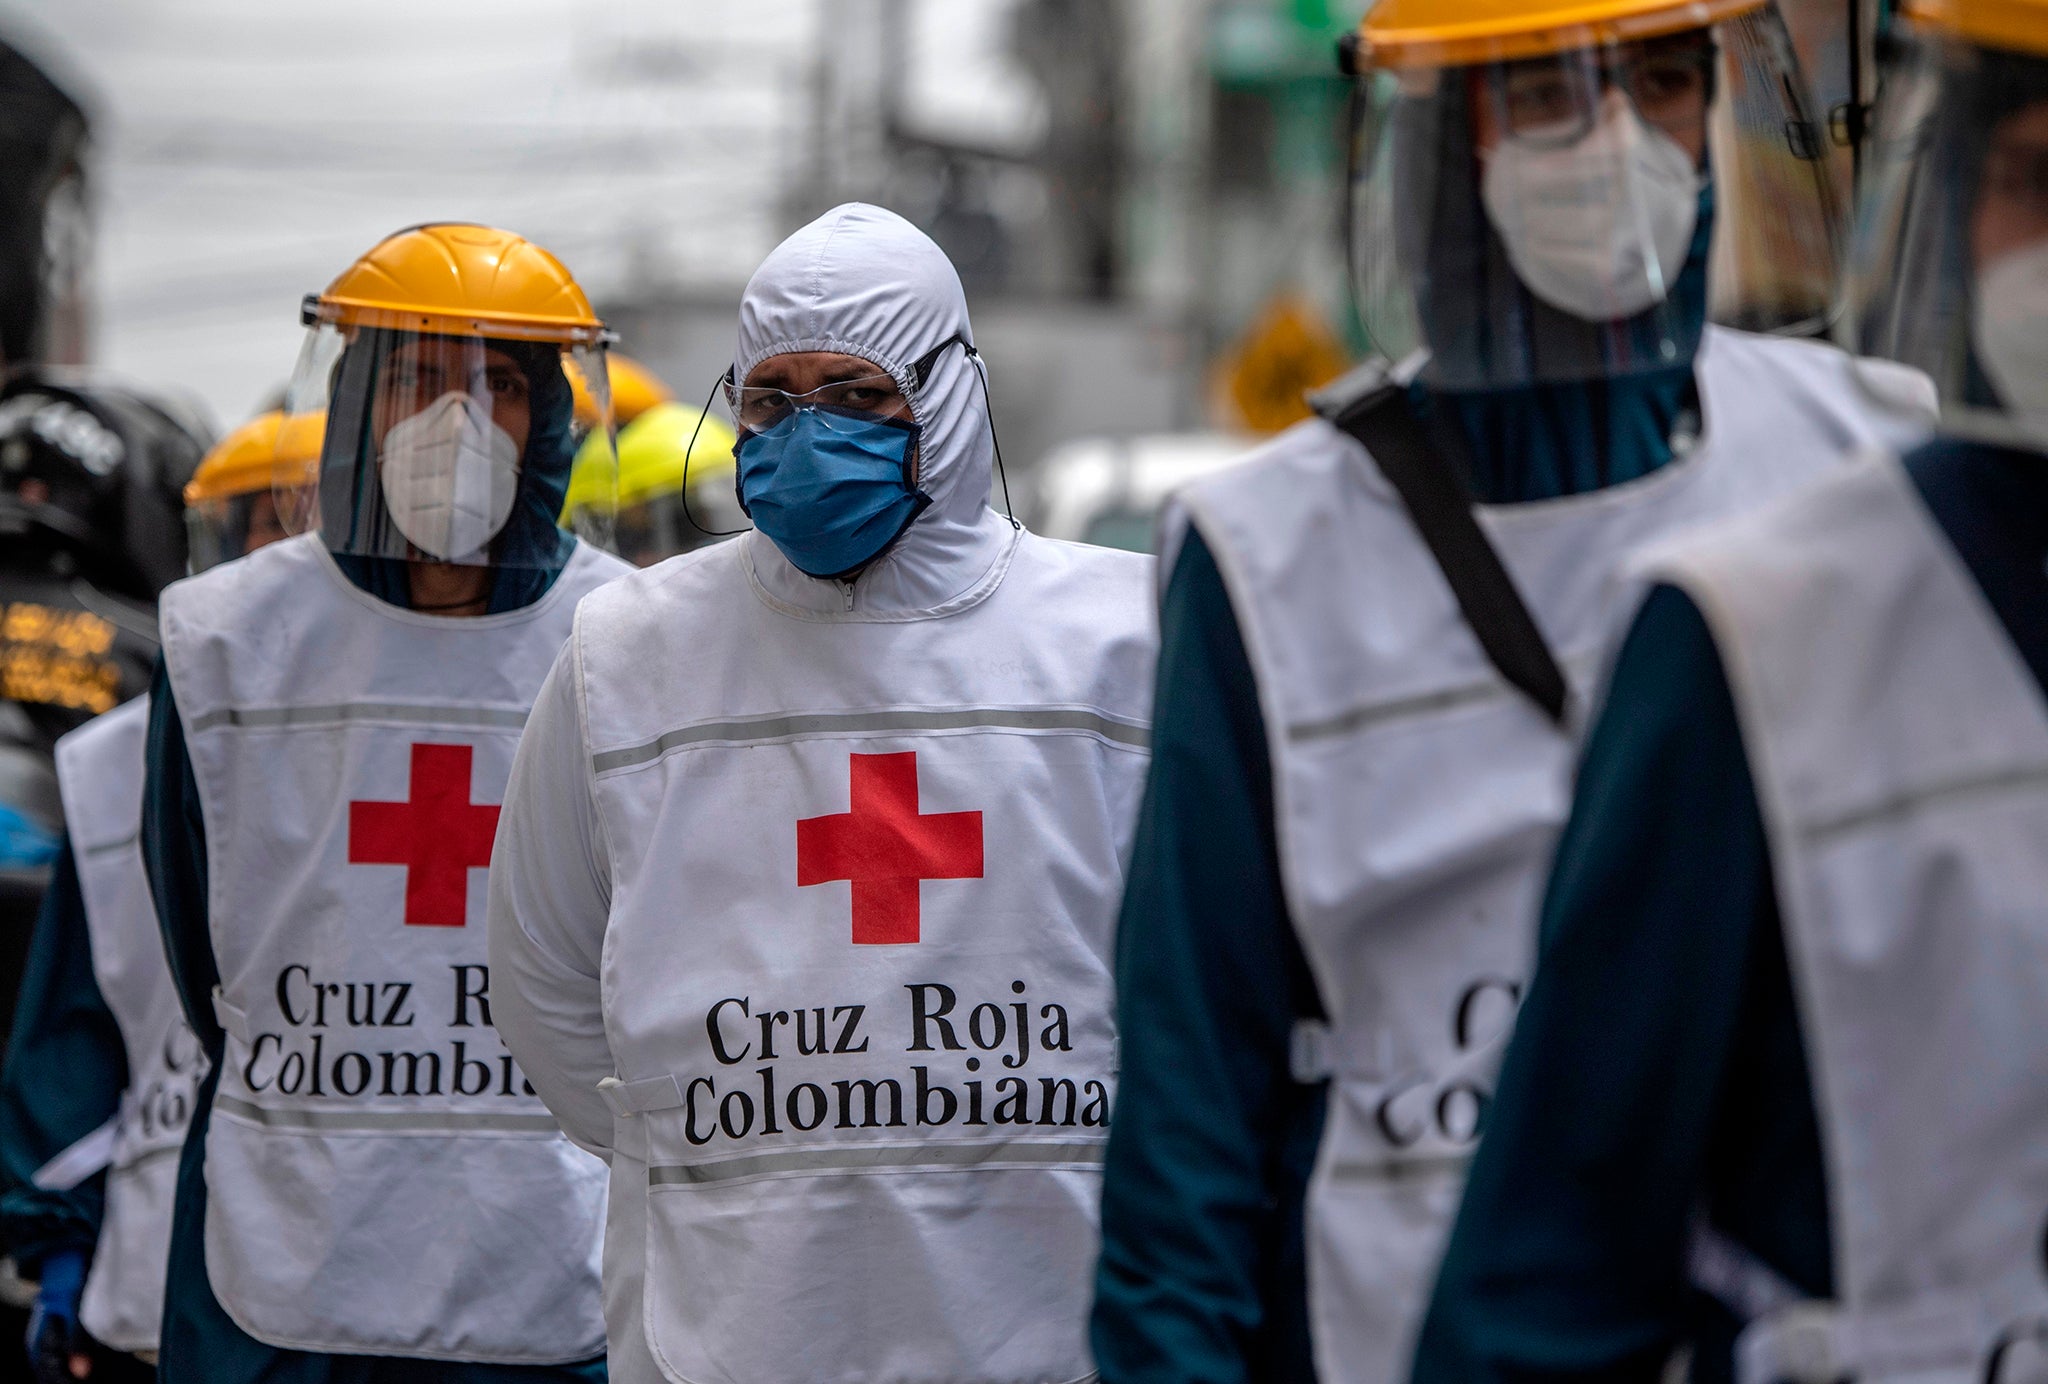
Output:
top-left (487, 639), bottom-right (617, 1160)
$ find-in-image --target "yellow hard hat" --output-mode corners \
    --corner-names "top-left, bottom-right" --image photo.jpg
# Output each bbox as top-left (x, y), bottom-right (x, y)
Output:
top-left (1902, 0), bottom-right (2048, 58)
top-left (301, 222), bottom-right (608, 344)
top-left (568, 352), bottom-right (673, 429)
top-left (183, 409), bottom-right (324, 506)
top-left (563, 401), bottom-right (736, 517)
top-left (1356, 0), bottom-right (1763, 68)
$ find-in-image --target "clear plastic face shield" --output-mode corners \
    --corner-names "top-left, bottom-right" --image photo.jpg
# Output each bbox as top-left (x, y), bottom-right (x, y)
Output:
top-left (1347, 0), bottom-right (1841, 390)
top-left (611, 473), bottom-right (748, 566)
top-left (282, 308), bottom-right (617, 571)
top-left (1847, 22), bottom-right (2048, 446)
top-left (187, 471), bottom-right (318, 572)
top-left (559, 401), bottom-right (743, 567)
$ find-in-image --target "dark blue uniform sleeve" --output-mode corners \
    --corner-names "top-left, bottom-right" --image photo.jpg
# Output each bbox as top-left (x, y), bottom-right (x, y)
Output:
top-left (0, 837), bottom-right (125, 1273)
top-left (1091, 530), bottom-right (1327, 1384)
top-left (140, 661), bottom-right (220, 1052)
top-left (1412, 585), bottom-right (1829, 1384)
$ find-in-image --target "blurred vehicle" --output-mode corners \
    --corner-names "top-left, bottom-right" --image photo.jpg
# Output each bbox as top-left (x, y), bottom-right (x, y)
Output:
top-left (1026, 431), bottom-right (1252, 551)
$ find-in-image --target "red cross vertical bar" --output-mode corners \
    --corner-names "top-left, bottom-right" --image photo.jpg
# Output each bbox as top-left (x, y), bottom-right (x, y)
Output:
top-left (796, 750), bottom-right (984, 944)
top-left (348, 742), bottom-right (502, 928)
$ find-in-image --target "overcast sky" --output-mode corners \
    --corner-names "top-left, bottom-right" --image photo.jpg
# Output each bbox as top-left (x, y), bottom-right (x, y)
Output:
top-left (0, 0), bottom-right (1038, 428)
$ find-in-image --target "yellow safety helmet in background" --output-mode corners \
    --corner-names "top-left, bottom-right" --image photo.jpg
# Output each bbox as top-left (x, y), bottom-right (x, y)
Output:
top-left (1352, 0), bottom-right (1763, 69)
top-left (183, 409), bottom-right (324, 570)
top-left (184, 409), bottom-right (323, 506)
top-left (569, 352), bottom-right (673, 430)
top-left (1899, 0), bottom-right (2048, 57)
top-left (561, 401), bottom-right (742, 567)
top-left (284, 221), bottom-right (618, 567)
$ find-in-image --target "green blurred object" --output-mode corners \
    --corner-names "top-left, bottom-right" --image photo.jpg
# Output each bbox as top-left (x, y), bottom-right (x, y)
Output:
top-left (1204, 1), bottom-right (1372, 355)
top-left (1210, 0), bottom-right (1351, 86)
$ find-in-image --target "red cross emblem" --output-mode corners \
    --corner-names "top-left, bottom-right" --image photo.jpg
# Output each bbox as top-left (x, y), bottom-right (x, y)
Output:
top-left (348, 743), bottom-right (501, 928)
top-left (796, 751), bottom-right (983, 945)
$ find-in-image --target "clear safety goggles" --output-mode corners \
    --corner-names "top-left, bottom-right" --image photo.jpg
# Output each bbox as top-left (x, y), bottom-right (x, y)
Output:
top-left (724, 372), bottom-right (912, 438)
top-left (1492, 32), bottom-right (1719, 149)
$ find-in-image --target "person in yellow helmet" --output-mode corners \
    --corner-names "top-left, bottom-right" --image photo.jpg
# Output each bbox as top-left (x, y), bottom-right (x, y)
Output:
top-left (181, 409), bottom-right (323, 571)
top-left (1414, 3), bottom-right (2048, 1379)
top-left (561, 399), bottom-right (742, 566)
top-left (137, 224), bottom-right (627, 1384)
top-left (1088, 2), bottom-right (1934, 1382)
top-left (4, 406), bottom-right (305, 1384)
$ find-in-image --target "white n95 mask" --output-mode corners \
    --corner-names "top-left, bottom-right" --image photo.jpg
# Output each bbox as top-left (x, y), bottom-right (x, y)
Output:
top-left (378, 391), bottom-right (520, 561)
top-left (1973, 239), bottom-right (2048, 422)
top-left (1481, 90), bottom-right (1703, 323)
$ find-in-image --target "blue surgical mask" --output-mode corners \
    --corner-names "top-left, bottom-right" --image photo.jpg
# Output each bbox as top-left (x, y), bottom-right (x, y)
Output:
top-left (735, 406), bottom-right (931, 579)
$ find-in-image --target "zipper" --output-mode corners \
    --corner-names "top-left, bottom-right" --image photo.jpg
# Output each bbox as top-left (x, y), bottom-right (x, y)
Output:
top-left (840, 578), bottom-right (857, 612)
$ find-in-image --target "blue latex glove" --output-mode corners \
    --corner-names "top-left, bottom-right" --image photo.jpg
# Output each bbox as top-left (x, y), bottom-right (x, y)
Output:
top-left (26, 1248), bottom-right (88, 1383)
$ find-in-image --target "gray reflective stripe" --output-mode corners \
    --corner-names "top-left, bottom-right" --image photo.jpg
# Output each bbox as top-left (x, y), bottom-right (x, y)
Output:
top-left (111, 1142), bottom-right (185, 1176)
top-left (31, 1116), bottom-right (119, 1190)
top-left (188, 702), bottom-right (528, 733)
top-left (1802, 763), bottom-right (2048, 843)
top-left (1290, 678), bottom-right (1507, 743)
top-left (1289, 651), bottom-right (1598, 744)
top-left (1323, 1149), bottom-right (1472, 1184)
top-left (213, 1094), bottom-right (561, 1134)
top-left (1689, 1219), bottom-right (1804, 1326)
top-left (79, 831), bottom-right (140, 858)
top-left (594, 707), bottom-right (1151, 773)
top-left (648, 1139), bottom-right (1107, 1186)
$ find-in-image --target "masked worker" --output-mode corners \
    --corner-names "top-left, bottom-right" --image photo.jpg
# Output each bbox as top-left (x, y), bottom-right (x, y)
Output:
top-left (1088, 2), bottom-right (1938, 1381)
top-left (489, 202), bottom-right (1155, 1384)
top-left (1414, 2), bottom-right (2048, 1379)
top-left (140, 223), bottom-right (630, 1383)
top-left (180, 409), bottom-right (323, 569)
top-left (561, 400), bottom-right (742, 566)
top-left (0, 374), bottom-right (209, 1382)
top-left (1, 411), bottom-right (316, 1383)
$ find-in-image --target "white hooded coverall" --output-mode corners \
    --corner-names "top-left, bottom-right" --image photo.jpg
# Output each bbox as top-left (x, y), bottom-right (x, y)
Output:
top-left (489, 203), bottom-right (1158, 1384)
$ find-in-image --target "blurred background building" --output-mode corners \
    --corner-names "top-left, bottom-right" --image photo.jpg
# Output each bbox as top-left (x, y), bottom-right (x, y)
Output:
top-left (0, 0), bottom-right (1875, 544)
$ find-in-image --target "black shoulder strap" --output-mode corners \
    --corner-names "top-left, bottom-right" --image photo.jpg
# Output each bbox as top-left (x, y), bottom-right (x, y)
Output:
top-left (1316, 382), bottom-right (1570, 726)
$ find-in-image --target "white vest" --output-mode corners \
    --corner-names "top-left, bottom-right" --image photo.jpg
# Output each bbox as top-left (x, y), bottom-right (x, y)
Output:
top-left (1168, 329), bottom-right (1931, 1384)
top-left (574, 529), bottom-right (1153, 1384)
top-left (1642, 450), bottom-right (2048, 1384)
top-left (52, 696), bottom-right (206, 1355)
top-left (156, 534), bottom-right (626, 1363)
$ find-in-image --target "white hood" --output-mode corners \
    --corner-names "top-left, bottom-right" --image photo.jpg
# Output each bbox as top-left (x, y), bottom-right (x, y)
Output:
top-left (734, 202), bottom-right (1017, 619)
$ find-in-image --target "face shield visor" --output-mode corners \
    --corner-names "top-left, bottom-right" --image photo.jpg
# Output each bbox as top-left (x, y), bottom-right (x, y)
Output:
top-left (1846, 19), bottom-right (2048, 446)
top-left (1347, 0), bottom-right (1840, 390)
top-left (560, 401), bottom-right (744, 567)
top-left (282, 307), bottom-right (617, 573)
top-left (183, 411), bottom-right (321, 572)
